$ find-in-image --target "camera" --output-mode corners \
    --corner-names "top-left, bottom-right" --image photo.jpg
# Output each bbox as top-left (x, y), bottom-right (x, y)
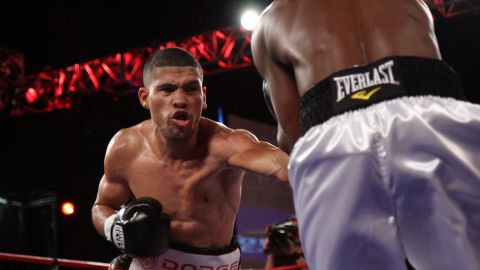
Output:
top-left (264, 221), bottom-right (299, 254)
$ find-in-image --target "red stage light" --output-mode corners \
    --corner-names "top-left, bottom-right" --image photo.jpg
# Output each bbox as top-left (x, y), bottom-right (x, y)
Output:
top-left (25, 88), bottom-right (39, 103)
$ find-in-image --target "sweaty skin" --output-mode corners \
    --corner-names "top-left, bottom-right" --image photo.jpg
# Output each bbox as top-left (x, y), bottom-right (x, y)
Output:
top-left (252, 0), bottom-right (441, 152)
top-left (92, 66), bottom-right (288, 248)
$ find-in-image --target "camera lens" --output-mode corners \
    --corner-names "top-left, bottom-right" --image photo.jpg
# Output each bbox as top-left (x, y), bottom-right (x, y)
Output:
top-left (267, 228), bottom-right (290, 252)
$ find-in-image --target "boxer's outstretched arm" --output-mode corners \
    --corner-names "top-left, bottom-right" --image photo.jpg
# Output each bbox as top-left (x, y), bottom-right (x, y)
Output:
top-left (91, 131), bottom-right (133, 237)
top-left (226, 129), bottom-right (289, 181)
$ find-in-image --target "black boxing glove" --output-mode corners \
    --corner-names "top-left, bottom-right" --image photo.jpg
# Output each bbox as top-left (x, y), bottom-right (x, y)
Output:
top-left (108, 254), bottom-right (132, 270)
top-left (104, 197), bottom-right (170, 257)
top-left (262, 80), bottom-right (277, 120)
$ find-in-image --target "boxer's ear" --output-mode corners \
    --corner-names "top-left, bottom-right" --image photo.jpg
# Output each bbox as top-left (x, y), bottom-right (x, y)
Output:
top-left (138, 87), bottom-right (149, 109)
top-left (202, 86), bottom-right (207, 110)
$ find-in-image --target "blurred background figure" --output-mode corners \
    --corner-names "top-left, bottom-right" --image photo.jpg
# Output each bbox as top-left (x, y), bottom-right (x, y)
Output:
top-left (263, 216), bottom-right (306, 269)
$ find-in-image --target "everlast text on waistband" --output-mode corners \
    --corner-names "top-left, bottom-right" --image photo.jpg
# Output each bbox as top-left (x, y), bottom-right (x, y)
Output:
top-left (334, 60), bottom-right (400, 103)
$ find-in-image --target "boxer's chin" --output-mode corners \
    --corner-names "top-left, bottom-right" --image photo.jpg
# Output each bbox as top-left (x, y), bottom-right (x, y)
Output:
top-left (163, 126), bottom-right (194, 141)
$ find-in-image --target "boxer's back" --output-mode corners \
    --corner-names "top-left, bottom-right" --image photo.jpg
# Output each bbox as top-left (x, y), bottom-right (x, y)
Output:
top-left (263, 0), bottom-right (441, 95)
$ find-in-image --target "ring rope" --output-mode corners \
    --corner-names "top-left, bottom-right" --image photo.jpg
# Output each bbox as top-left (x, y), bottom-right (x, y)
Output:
top-left (270, 263), bottom-right (308, 270)
top-left (0, 252), bottom-right (109, 270)
top-left (0, 252), bottom-right (307, 270)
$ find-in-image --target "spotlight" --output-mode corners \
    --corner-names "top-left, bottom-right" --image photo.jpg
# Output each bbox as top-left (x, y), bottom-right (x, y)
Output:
top-left (241, 10), bottom-right (260, 31)
top-left (25, 88), bottom-right (38, 104)
top-left (61, 201), bottom-right (75, 216)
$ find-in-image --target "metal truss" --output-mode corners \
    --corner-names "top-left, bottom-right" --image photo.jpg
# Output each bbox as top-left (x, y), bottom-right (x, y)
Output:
top-left (0, 48), bottom-right (25, 115)
top-left (2, 1), bottom-right (480, 116)
top-left (1, 27), bottom-right (253, 116)
top-left (425, 0), bottom-right (480, 18)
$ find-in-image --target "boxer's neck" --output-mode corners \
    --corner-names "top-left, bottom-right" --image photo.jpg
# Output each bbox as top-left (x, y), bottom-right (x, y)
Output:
top-left (152, 127), bottom-right (199, 160)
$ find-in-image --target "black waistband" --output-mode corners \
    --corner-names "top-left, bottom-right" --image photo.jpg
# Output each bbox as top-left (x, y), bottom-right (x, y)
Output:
top-left (300, 56), bottom-right (466, 135)
top-left (169, 237), bottom-right (240, 256)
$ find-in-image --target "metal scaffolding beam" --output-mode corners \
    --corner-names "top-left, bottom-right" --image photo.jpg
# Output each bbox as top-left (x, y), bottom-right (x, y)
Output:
top-left (1, 1), bottom-right (479, 117)
top-left (425, 0), bottom-right (480, 18)
top-left (1, 27), bottom-right (253, 117)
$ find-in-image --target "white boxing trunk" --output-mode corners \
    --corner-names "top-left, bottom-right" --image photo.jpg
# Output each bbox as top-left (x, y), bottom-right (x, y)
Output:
top-left (129, 241), bottom-right (240, 270)
top-left (290, 96), bottom-right (480, 270)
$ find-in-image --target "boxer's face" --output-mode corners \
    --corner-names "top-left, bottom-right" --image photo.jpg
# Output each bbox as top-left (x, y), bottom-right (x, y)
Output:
top-left (139, 66), bottom-right (207, 140)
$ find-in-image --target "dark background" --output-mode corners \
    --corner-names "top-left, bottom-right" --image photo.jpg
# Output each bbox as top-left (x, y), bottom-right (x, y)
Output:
top-left (0, 0), bottom-right (479, 267)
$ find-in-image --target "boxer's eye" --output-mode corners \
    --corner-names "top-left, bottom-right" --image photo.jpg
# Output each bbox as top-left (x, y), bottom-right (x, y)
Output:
top-left (158, 84), bottom-right (176, 93)
top-left (162, 87), bottom-right (175, 93)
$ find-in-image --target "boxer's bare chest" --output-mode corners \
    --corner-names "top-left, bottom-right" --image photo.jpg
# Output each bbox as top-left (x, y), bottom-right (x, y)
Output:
top-left (123, 148), bottom-right (241, 215)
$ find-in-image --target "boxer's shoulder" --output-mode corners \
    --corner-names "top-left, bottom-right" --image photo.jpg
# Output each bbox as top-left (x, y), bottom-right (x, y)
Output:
top-left (199, 117), bottom-right (232, 140)
top-left (105, 121), bottom-right (148, 167)
top-left (197, 118), bottom-right (259, 159)
top-left (258, 0), bottom-right (294, 30)
top-left (203, 119), bottom-right (256, 143)
top-left (109, 128), bottom-right (143, 152)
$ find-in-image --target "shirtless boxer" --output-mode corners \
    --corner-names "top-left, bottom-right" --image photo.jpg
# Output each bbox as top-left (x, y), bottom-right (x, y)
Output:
top-left (252, 1), bottom-right (480, 269)
top-left (91, 47), bottom-right (289, 270)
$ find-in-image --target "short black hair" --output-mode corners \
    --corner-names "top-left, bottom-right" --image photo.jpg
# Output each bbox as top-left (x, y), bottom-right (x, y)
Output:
top-left (142, 47), bottom-right (203, 87)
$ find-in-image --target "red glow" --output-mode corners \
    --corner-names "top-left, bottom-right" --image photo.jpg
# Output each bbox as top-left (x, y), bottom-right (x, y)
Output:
top-left (242, 56), bottom-right (252, 63)
top-left (83, 64), bottom-right (100, 90)
top-left (189, 47), bottom-right (198, 58)
top-left (55, 71), bottom-right (66, 97)
top-left (101, 63), bottom-right (119, 82)
top-left (25, 88), bottom-right (39, 103)
top-left (215, 31), bottom-right (225, 39)
top-left (197, 44), bottom-right (212, 61)
top-left (74, 64), bottom-right (81, 78)
top-left (38, 73), bottom-right (53, 80)
top-left (124, 52), bottom-right (133, 64)
top-left (10, 27), bottom-right (260, 116)
top-left (243, 33), bottom-right (251, 43)
top-left (222, 40), bottom-right (235, 59)
top-left (126, 58), bottom-right (142, 81)
top-left (61, 201), bottom-right (75, 216)
top-left (69, 73), bottom-right (78, 92)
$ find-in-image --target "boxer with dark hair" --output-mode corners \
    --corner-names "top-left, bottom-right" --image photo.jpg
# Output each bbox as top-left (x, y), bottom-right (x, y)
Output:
top-left (252, 1), bottom-right (480, 270)
top-left (92, 47), bottom-right (289, 270)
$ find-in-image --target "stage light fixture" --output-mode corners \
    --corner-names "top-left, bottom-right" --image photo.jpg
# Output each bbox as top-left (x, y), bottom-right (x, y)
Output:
top-left (241, 10), bottom-right (260, 31)
top-left (61, 201), bottom-right (75, 216)
top-left (25, 88), bottom-right (38, 104)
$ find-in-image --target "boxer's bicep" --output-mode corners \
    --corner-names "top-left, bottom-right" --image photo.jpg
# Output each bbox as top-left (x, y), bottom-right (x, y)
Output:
top-left (92, 174), bottom-right (131, 236)
top-left (92, 131), bottom-right (133, 235)
top-left (94, 173), bottom-right (131, 211)
top-left (98, 131), bottom-right (132, 209)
